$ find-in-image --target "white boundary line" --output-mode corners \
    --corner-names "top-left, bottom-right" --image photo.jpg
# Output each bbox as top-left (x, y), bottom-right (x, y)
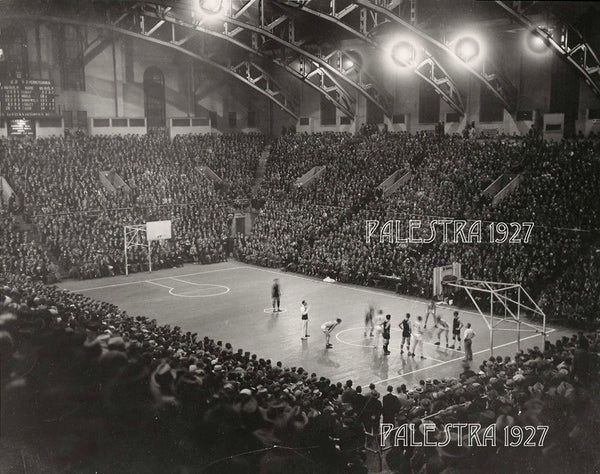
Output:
top-left (247, 267), bottom-right (552, 336)
top-left (144, 279), bottom-right (230, 298)
top-left (145, 281), bottom-right (173, 290)
top-left (66, 266), bottom-right (245, 293)
top-left (372, 328), bottom-right (555, 386)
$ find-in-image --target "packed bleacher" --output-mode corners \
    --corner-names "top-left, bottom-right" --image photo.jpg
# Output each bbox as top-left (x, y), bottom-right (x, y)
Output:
top-left (0, 132), bottom-right (265, 280)
top-left (238, 131), bottom-right (600, 328)
top-left (1, 274), bottom-right (598, 473)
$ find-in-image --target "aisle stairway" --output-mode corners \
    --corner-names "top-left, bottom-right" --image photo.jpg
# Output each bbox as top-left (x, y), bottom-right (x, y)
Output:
top-left (251, 144), bottom-right (271, 195)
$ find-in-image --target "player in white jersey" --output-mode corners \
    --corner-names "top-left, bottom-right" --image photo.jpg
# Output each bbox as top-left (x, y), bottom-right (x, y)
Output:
top-left (409, 315), bottom-right (425, 358)
top-left (434, 314), bottom-right (450, 347)
top-left (321, 318), bottom-right (342, 348)
top-left (423, 300), bottom-right (436, 329)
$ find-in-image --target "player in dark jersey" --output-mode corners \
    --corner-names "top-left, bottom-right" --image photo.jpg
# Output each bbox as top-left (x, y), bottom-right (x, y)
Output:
top-left (364, 305), bottom-right (375, 337)
top-left (382, 314), bottom-right (392, 355)
top-left (399, 313), bottom-right (411, 354)
top-left (272, 279), bottom-right (281, 312)
top-left (451, 311), bottom-right (463, 350)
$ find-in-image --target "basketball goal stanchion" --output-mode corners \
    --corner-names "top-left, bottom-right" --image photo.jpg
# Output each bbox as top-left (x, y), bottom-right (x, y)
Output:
top-left (442, 277), bottom-right (548, 355)
top-left (124, 220), bottom-right (172, 275)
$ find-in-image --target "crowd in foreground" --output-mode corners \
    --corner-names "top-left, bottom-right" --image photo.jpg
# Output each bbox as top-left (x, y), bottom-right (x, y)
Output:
top-left (0, 274), bottom-right (598, 473)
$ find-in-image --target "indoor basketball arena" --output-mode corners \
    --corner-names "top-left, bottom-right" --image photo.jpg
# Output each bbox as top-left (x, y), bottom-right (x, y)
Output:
top-left (0, 0), bottom-right (599, 472)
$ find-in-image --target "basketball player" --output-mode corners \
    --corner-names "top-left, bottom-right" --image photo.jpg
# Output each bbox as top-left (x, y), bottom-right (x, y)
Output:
top-left (373, 309), bottom-right (385, 347)
top-left (424, 300), bottom-right (436, 329)
top-left (410, 315), bottom-right (425, 358)
top-left (382, 314), bottom-right (392, 355)
top-left (300, 300), bottom-right (310, 339)
top-left (321, 318), bottom-right (342, 348)
top-left (434, 314), bottom-right (450, 347)
top-left (272, 279), bottom-right (281, 312)
top-left (399, 313), bottom-right (411, 354)
top-left (364, 305), bottom-right (375, 337)
top-left (450, 311), bottom-right (464, 350)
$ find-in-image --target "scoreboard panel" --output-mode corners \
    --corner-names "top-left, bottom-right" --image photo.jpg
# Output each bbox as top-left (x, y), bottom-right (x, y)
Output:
top-left (7, 118), bottom-right (35, 137)
top-left (1, 79), bottom-right (56, 118)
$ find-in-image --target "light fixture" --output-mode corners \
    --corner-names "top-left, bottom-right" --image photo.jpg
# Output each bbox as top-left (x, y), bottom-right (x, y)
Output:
top-left (391, 40), bottom-right (417, 67)
top-left (454, 36), bottom-right (480, 63)
top-left (526, 31), bottom-right (547, 54)
top-left (198, 0), bottom-right (223, 16)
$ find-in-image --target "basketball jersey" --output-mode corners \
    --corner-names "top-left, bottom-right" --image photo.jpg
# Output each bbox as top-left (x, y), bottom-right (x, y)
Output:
top-left (401, 319), bottom-right (411, 336)
top-left (382, 320), bottom-right (391, 338)
top-left (453, 318), bottom-right (461, 332)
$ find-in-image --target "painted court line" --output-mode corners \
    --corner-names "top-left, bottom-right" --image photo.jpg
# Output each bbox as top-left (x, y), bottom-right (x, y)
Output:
top-left (145, 280), bottom-right (174, 290)
top-left (248, 266), bottom-right (553, 338)
top-left (372, 329), bottom-right (555, 386)
top-left (68, 266), bottom-right (245, 292)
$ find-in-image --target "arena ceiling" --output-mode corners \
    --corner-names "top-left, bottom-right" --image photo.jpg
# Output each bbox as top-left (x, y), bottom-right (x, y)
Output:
top-left (1, 0), bottom-right (599, 119)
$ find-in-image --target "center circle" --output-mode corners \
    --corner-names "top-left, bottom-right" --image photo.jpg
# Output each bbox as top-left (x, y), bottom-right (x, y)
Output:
top-left (169, 284), bottom-right (230, 298)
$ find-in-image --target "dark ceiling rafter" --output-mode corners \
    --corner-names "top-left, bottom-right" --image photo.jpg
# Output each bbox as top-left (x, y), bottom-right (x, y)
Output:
top-left (136, 2), bottom-right (354, 117)
top-left (495, 1), bottom-right (600, 98)
top-left (351, 0), bottom-right (519, 114)
top-left (1, 13), bottom-right (300, 119)
top-left (275, 0), bottom-right (465, 115)
top-left (128, 0), bottom-right (391, 117)
top-left (121, 1), bottom-right (356, 117)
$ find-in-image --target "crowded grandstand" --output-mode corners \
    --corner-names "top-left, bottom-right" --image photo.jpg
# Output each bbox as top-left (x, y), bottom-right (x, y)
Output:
top-left (0, 0), bottom-right (599, 473)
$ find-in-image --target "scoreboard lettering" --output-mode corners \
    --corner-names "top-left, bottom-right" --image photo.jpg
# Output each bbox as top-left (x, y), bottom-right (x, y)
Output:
top-left (7, 118), bottom-right (35, 137)
top-left (1, 79), bottom-right (56, 118)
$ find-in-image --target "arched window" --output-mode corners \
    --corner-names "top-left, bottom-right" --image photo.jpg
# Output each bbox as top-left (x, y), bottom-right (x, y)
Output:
top-left (144, 66), bottom-right (166, 128)
top-left (0, 27), bottom-right (28, 80)
top-left (59, 25), bottom-right (85, 91)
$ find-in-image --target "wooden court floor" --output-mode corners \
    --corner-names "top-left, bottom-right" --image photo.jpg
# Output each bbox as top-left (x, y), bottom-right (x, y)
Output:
top-left (59, 262), bottom-right (572, 390)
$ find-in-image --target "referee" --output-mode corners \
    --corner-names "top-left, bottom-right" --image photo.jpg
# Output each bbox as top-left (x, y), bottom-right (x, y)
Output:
top-left (463, 323), bottom-right (475, 362)
top-left (272, 279), bottom-right (281, 312)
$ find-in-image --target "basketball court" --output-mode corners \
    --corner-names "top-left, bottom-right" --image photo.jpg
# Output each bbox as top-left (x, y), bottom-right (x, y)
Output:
top-left (58, 261), bottom-right (570, 389)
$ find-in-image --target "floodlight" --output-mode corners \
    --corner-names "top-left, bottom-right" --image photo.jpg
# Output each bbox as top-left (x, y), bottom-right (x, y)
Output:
top-left (454, 36), bottom-right (480, 63)
top-left (391, 40), bottom-right (417, 67)
top-left (198, 0), bottom-right (223, 16)
top-left (526, 32), bottom-right (547, 54)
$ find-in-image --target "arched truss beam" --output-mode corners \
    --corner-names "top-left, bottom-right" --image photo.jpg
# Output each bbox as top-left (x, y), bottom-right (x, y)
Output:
top-left (1, 14), bottom-right (300, 120)
top-left (132, 0), bottom-right (389, 117)
top-left (139, 0), bottom-right (392, 117)
top-left (129, 3), bottom-right (354, 117)
top-left (495, 1), bottom-right (600, 98)
top-left (276, 0), bottom-right (465, 115)
top-left (351, 0), bottom-right (518, 114)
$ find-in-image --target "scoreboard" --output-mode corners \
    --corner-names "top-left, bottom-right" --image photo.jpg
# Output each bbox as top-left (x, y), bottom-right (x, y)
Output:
top-left (1, 79), bottom-right (56, 118)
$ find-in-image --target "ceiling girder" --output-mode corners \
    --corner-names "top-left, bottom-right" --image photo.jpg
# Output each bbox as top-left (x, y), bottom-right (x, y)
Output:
top-left (277, 0), bottom-right (464, 115)
top-left (496, 1), bottom-right (600, 98)
top-left (1, 13), bottom-right (300, 120)
top-left (353, 0), bottom-right (518, 113)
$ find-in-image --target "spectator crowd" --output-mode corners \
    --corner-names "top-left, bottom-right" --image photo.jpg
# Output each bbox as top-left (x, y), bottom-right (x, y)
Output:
top-left (238, 131), bottom-right (600, 329)
top-left (0, 132), bottom-right (264, 280)
top-left (1, 273), bottom-right (598, 473)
